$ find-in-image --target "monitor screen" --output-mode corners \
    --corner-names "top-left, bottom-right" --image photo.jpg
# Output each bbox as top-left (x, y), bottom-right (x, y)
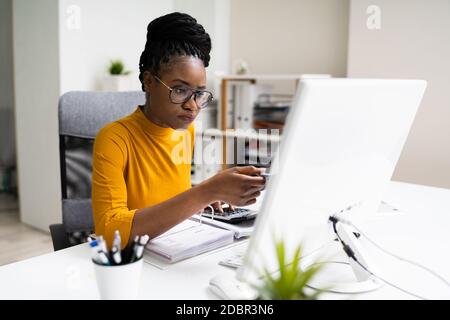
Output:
top-left (236, 78), bottom-right (426, 287)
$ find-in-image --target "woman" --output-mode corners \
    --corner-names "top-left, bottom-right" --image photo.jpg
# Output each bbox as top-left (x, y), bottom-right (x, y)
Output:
top-left (92, 12), bottom-right (265, 249)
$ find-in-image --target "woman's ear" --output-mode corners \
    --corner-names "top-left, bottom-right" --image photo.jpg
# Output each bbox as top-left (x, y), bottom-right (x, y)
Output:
top-left (143, 71), bottom-right (153, 91)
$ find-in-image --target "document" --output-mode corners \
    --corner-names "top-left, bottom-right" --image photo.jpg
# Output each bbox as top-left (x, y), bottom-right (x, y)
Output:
top-left (145, 219), bottom-right (234, 263)
top-left (191, 214), bottom-right (255, 239)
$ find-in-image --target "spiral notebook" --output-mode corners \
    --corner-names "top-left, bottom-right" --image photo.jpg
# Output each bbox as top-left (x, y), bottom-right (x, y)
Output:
top-left (145, 219), bottom-right (234, 263)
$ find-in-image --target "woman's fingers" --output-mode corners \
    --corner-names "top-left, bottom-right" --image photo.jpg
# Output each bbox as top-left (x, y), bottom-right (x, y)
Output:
top-left (248, 190), bottom-right (261, 199)
top-left (211, 201), bottom-right (223, 213)
top-left (234, 166), bottom-right (264, 176)
top-left (231, 190), bottom-right (261, 207)
top-left (222, 203), bottom-right (235, 212)
top-left (244, 198), bottom-right (257, 206)
top-left (241, 175), bottom-right (266, 187)
top-left (233, 166), bottom-right (266, 187)
top-left (242, 186), bottom-right (264, 197)
top-left (208, 166), bottom-right (266, 207)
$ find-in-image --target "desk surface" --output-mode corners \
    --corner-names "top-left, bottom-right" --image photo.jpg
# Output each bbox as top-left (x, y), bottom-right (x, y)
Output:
top-left (1, 181), bottom-right (449, 300)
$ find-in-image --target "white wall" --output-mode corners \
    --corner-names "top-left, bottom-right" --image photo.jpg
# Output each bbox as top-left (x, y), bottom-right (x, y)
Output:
top-left (59, 0), bottom-right (174, 93)
top-left (12, 0), bottom-right (231, 231)
top-left (230, 0), bottom-right (349, 94)
top-left (59, 0), bottom-right (229, 94)
top-left (348, 0), bottom-right (450, 189)
top-left (174, 0), bottom-right (231, 95)
top-left (13, 0), bottom-right (62, 230)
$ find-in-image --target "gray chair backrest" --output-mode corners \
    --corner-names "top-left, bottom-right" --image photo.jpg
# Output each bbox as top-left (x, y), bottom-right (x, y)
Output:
top-left (59, 91), bottom-right (145, 139)
top-left (59, 91), bottom-right (145, 235)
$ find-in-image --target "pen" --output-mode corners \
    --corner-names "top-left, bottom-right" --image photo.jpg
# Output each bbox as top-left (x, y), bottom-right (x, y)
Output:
top-left (88, 238), bottom-right (110, 265)
top-left (111, 230), bottom-right (122, 264)
top-left (96, 235), bottom-right (111, 264)
top-left (136, 235), bottom-right (150, 260)
top-left (130, 236), bottom-right (141, 263)
top-left (128, 235), bottom-right (139, 263)
top-left (111, 245), bottom-right (122, 265)
top-left (97, 235), bottom-right (108, 252)
top-left (130, 235), bottom-right (150, 262)
top-left (87, 237), bottom-right (100, 263)
top-left (96, 251), bottom-right (110, 265)
top-left (112, 230), bottom-right (121, 252)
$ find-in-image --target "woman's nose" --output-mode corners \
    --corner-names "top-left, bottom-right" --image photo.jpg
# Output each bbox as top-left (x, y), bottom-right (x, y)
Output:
top-left (182, 94), bottom-right (199, 112)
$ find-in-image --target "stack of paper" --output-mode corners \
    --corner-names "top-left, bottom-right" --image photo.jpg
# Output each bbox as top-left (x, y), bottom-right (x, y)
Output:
top-left (191, 214), bottom-right (255, 239)
top-left (145, 219), bottom-right (234, 263)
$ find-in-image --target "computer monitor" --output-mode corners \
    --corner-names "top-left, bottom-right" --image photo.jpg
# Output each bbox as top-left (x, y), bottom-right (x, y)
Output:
top-left (236, 78), bottom-right (427, 293)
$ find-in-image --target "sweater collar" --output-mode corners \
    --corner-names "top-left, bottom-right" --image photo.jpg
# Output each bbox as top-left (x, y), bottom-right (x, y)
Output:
top-left (133, 105), bottom-right (175, 137)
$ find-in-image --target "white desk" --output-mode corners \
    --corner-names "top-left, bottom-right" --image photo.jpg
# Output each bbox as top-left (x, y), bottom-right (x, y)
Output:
top-left (1, 181), bottom-right (449, 299)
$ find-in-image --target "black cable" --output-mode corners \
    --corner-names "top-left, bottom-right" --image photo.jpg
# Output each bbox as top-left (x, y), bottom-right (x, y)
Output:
top-left (351, 256), bottom-right (428, 300)
top-left (329, 216), bottom-right (429, 300)
top-left (346, 220), bottom-right (450, 287)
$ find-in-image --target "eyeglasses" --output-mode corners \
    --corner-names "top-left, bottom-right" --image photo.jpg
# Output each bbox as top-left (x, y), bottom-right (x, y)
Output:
top-left (154, 76), bottom-right (214, 109)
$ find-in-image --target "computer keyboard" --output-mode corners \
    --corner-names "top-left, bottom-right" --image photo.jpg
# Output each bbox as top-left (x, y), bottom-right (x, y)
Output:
top-left (200, 208), bottom-right (258, 224)
top-left (219, 251), bottom-right (245, 269)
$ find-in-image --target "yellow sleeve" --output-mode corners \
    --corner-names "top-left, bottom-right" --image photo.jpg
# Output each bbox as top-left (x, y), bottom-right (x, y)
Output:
top-left (92, 124), bottom-right (136, 250)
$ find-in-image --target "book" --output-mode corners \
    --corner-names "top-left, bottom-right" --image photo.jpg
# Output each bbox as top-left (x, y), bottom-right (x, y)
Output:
top-left (145, 219), bottom-right (234, 263)
top-left (191, 214), bottom-right (256, 239)
top-left (233, 82), bottom-right (273, 130)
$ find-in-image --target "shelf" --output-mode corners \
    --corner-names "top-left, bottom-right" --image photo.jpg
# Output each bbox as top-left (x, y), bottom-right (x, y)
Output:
top-left (217, 74), bottom-right (304, 81)
top-left (195, 129), bottom-right (281, 143)
top-left (217, 74), bottom-right (331, 169)
top-left (218, 74), bottom-right (301, 169)
top-left (217, 73), bottom-right (331, 81)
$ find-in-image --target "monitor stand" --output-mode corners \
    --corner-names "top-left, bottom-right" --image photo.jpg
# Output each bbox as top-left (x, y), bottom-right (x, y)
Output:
top-left (304, 223), bottom-right (383, 294)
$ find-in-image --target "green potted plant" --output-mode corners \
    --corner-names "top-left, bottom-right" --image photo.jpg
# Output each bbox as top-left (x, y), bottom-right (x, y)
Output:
top-left (253, 239), bottom-right (326, 300)
top-left (102, 59), bottom-right (132, 91)
top-left (108, 60), bottom-right (131, 76)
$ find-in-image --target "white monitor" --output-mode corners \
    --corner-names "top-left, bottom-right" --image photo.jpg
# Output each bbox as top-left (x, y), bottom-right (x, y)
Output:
top-left (236, 78), bottom-right (427, 292)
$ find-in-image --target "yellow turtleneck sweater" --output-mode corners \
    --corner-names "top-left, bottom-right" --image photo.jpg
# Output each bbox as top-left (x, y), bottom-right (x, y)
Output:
top-left (92, 106), bottom-right (194, 249)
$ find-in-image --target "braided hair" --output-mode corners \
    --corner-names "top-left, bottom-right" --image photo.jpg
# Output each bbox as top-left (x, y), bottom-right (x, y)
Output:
top-left (138, 12), bottom-right (212, 91)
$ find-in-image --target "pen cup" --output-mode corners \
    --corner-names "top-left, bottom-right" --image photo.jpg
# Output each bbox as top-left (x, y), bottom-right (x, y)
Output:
top-left (93, 257), bottom-right (143, 300)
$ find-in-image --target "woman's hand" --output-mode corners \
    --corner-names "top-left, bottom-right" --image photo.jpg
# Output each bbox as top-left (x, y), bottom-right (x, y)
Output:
top-left (200, 166), bottom-right (265, 207)
top-left (207, 201), bottom-right (235, 213)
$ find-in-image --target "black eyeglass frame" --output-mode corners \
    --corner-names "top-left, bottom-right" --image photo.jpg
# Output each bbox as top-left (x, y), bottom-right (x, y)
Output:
top-left (154, 75), bottom-right (214, 109)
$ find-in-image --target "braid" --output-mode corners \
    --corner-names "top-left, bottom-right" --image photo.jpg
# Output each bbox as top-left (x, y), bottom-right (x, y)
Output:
top-left (138, 12), bottom-right (212, 91)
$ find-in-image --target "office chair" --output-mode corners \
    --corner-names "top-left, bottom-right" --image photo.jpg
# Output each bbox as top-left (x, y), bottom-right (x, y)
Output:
top-left (49, 91), bottom-right (145, 251)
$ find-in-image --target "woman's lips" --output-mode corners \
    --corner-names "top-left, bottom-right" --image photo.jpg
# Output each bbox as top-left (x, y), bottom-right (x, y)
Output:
top-left (178, 115), bottom-right (196, 123)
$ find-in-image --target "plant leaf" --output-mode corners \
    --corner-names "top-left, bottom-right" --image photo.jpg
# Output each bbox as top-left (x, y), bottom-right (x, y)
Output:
top-left (253, 237), bottom-right (327, 300)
